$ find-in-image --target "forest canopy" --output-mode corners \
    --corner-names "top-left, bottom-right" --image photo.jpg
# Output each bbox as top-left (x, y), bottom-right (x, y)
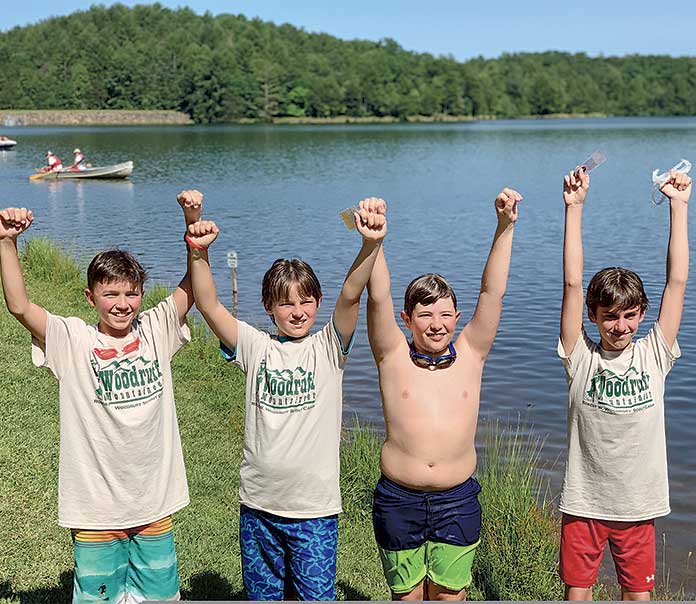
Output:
top-left (2, 3), bottom-right (695, 123)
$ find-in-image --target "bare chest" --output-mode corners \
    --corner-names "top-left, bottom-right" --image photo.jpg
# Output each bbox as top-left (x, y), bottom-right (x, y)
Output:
top-left (379, 360), bottom-right (482, 416)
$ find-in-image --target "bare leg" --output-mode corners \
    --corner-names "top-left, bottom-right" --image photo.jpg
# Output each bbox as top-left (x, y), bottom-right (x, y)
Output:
top-left (621, 589), bottom-right (650, 601)
top-left (428, 580), bottom-right (467, 601)
top-left (392, 581), bottom-right (425, 601)
top-left (565, 585), bottom-right (593, 600)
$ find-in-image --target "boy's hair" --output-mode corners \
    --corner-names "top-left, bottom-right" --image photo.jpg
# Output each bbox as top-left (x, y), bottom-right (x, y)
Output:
top-left (262, 258), bottom-right (322, 311)
top-left (586, 267), bottom-right (649, 314)
top-left (87, 250), bottom-right (147, 292)
top-left (404, 273), bottom-right (457, 317)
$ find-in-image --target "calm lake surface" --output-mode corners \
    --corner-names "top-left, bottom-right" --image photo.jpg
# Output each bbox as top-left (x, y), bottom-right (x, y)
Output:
top-left (2, 118), bottom-right (695, 586)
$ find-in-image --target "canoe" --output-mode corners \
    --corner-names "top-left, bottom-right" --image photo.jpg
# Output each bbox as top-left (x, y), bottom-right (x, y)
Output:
top-left (31, 161), bottom-right (133, 180)
top-left (0, 138), bottom-right (17, 149)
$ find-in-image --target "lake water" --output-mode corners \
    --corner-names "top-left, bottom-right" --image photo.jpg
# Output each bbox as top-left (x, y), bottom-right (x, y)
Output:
top-left (2, 118), bottom-right (695, 588)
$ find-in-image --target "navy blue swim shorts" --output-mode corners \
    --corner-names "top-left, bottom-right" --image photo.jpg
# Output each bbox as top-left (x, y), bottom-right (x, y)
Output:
top-left (372, 474), bottom-right (482, 551)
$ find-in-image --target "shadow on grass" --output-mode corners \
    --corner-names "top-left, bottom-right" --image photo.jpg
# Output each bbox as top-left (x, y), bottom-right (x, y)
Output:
top-left (183, 575), bottom-right (370, 601)
top-left (337, 579), bottom-right (371, 601)
top-left (0, 571), bottom-right (247, 603)
top-left (0, 571), bottom-right (72, 603)
top-left (182, 570), bottom-right (246, 600)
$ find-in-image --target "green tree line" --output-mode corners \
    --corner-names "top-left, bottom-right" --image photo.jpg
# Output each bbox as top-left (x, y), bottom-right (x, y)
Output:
top-left (1, 3), bottom-right (696, 123)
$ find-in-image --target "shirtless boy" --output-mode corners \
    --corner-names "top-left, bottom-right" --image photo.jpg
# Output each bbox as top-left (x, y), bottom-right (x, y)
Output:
top-left (366, 189), bottom-right (521, 600)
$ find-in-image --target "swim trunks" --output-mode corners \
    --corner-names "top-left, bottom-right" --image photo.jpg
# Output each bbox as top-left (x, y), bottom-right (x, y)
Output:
top-left (560, 514), bottom-right (656, 593)
top-left (372, 475), bottom-right (482, 593)
top-left (240, 504), bottom-right (338, 601)
top-left (71, 516), bottom-right (179, 603)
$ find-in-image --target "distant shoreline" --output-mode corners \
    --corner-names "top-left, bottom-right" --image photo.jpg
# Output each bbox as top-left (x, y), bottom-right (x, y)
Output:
top-left (270, 112), bottom-right (609, 125)
top-left (0, 109), bottom-right (613, 127)
top-left (0, 109), bottom-right (193, 126)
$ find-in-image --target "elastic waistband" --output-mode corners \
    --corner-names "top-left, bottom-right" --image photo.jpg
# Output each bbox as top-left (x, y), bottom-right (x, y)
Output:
top-left (378, 474), bottom-right (480, 498)
top-left (72, 516), bottom-right (173, 542)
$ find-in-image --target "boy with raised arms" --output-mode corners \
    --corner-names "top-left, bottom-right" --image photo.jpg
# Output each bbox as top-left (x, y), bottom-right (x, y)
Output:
top-left (366, 189), bottom-right (522, 600)
top-left (184, 198), bottom-right (387, 600)
top-left (0, 191), bottom-right (202, 603)
top-left (558, 167), bottom-right (690, 600)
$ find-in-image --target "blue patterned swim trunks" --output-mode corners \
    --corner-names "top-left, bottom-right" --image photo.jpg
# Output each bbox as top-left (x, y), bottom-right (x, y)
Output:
top-left (239, 504), bottom-right (338, 601)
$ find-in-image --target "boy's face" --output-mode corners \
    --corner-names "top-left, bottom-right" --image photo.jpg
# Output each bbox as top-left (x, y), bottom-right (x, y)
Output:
top-left (401, 296), bottom-right (461, 355)
top-left (84, 279), bottom-right (144, 338)
top-left (267, 283), bottom-right (320, 339)
top-left (589, 304), bottom-right (645, 351)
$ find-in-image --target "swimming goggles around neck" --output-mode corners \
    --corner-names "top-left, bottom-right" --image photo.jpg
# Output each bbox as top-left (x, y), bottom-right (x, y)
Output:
top-left (408, 342), bottom-right (457, 370)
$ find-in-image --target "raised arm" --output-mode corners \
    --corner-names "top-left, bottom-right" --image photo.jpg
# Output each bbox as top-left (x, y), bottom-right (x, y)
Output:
top-left (367, 242), bottom-right (406, 364)
top-left (333, 197), bottom-right (388, 346)
top-left (0, 208), bottom-right (48, 348)
top-left (657, 170), bottom-right (690, 348)
top-left (458, 188), bottom-right (521, 360)
top-left (560, 168), bottom-right (590, 355)
top-left (172, 189), bottom-right (203, 325)
top-left (186, 219), bottom-right (238, 351)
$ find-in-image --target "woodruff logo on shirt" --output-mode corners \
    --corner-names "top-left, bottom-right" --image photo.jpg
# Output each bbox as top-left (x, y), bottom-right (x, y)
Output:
top-left (91, 355), bottom-right (164, 409)
top-left (584, 366), bottom-right (653, 414)
top-left (254, 360), bottom-right (316, 412)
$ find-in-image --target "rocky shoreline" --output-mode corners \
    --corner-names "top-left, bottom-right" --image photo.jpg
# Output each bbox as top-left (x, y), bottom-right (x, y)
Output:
top-left (1, 109), bottom-right (192, 126)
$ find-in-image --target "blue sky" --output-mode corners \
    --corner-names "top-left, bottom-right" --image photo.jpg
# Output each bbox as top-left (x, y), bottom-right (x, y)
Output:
top-left (3, 1), bottom-right (695, 61)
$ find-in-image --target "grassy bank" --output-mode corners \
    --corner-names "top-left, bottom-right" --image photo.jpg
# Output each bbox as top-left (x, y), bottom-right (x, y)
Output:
top-left (271, 113), bottom-right (607, 125)
top-left (0, 240), bottom-right (681, 602)
top-left (269, 114), bottom-right (479, 125)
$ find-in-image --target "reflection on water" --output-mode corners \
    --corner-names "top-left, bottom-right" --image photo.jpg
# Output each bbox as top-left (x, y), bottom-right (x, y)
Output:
top-left (1, 119), bottom-right (695, 587)
top-left (45, 180), bottom-right (135, 225)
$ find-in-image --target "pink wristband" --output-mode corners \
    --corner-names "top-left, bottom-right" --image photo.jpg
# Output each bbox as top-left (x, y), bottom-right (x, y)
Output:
top-left (184, 234), bottom-right (205, 251)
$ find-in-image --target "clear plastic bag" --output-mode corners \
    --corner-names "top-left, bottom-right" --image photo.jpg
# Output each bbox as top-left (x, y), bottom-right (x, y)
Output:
top-left (651, 159), bottom-right (691, 205)
top-left (580, 150), bottom-right (606, 173)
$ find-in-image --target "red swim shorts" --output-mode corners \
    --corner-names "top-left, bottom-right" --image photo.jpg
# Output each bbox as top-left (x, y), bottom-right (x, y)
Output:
top-left (559, 514), bottom-right (656, 593)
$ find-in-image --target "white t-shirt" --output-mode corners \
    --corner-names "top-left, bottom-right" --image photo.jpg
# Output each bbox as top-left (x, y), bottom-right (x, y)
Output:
top-left (32, 296), bottom-right (191, 529)
top-left (558, 323), bottom-right (680, 521)
top-left (231, 318), bottom-right (351, 518)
